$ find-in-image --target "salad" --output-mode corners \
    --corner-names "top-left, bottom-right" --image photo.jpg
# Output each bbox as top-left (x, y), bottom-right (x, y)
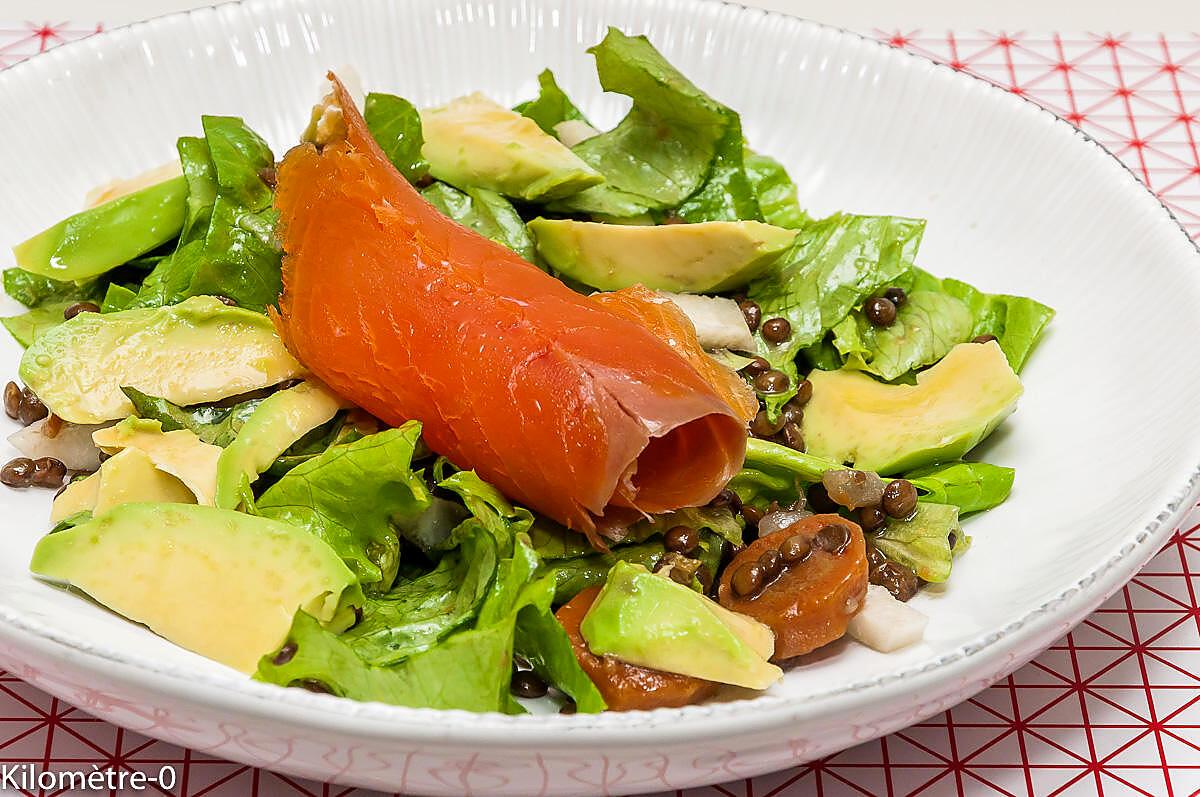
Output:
top-left (0, 29), bottom-right (1052, 714)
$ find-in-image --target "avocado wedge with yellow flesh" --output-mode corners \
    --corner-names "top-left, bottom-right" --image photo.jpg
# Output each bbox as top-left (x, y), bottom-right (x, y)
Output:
top-left (528, 218), bottom-right (797, 293)
top-left (14, 176), bottom-right (188, 282)
top-left (581, 561), bottom-right (781, 690)
top-left (801, 341), bottom-right (1023, 475)
top-left (420, 94), bottom-right (603, 201)
top-left (30, 503), bottom-right (363, 674)
top-left (19, 296), bottom-right (305, 424)
top-left (215, 381), bottom-right (349, 509)
top-left (92, 417), bottom-right (222, 505)
top-left (50, 448), bottom-right (195, 522)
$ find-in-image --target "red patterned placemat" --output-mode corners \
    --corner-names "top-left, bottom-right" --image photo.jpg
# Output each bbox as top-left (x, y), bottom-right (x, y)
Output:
top-left (0, 23), bottom-right (1197, 797)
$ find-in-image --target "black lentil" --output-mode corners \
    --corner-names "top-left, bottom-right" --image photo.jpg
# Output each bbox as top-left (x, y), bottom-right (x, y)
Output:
top-left (871, 560), bottom-right (920, 602)
top-left (511, 670), bottom-right (548, 699)
top-left (883, 287), bottom-right (908, 308)
top-left (292, 678), bottom-right (334, 694)
top-left (738, 300), bottom-right (762, 333)
top-left (214, 295), bottom-right (239, 307)
top-left (864, 296), bottom-right (897, 327)
top-left (62, 301), bottom-right (100, 320)
top-left (0, 457), bottom-right (34, 488)
top-left (3, 382), bottom-right (20, 420)
top-left (272, 641), bottom-right (298, 666)
top-left (806, 482), bottom-right (840, 514)
top-left (664, 525), bottom-right (700, 555)
top-left (731, 562), bottom-right (765, 597)
top-left (882, 479), bottom-right (919, 519)
top-left (779, 534), bottom-right (811, 564)
top-left (740, 356), bottom-right (770, 377)
top-left (793, 379), bottom-right (813, 406)
top-left (761, 317), bottom-right (792, 344)
top-left (758, 548), bottom-right (783, 582)
top-left (741, 505), bottom-right (764, 526)
top-left (973, 333), bottom-right (998, 344)
top-left (17, 389), bottom-right (47, 426)
top-left (858, 505), bottom-right (888, 533)
top-left (750, 409), bottom-right (785, 438)
top-left (30, 457), bottom-right (66, 489)
top-left (708, 488), bottom-right (741, 513)
top-left (778, 422), bottom-right (805, 452)
top-left (753, 369), bottom-right (790, 394)
top-left (813, 523), bottom-right (850, 554)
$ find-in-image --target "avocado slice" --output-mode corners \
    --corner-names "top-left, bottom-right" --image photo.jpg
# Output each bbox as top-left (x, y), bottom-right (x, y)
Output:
top-left (50, 448), bottom-right (196, 522)
top-left (19, 296), bottom-right (305, 424)
top-left (92, 417), bottom-right (222, 505)
top-left (30, 503), bottom-right (363, 673)
top-left (214, 381), bottom-right (348, 509)
top-left (528, 218), bottom-right (797, 293)
top-left (802, 341), bottom-right (1023, 474)
top-left (580, 561), bottom-right (782, 690)
top-left (420, 93), bottom-right (603, 201)
top-left (14, 176), bottom-right (188, 282)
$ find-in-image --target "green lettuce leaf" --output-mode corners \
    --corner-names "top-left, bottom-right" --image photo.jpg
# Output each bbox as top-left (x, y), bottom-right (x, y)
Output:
top-left (364, 92), bottom-right (428, 183)
top-left (744, 151), bottom-right (809, 228)
top-left (2, 267), bottom-right (108, 347)
top-left (515, 69), bottom-right (590, 135)
top-left (675, 121), bottom-right (761, 222)
top-left (930, 273), bottom-right (1054, 372)
top-left (747, 212), bottom-right (925, 413)
top-left (256, 423), bottom-right (432, 592)
top-left (421, 183), bottom-right (537, 262)
top-left (255, 610), bottom-right (521, 712)
top-left (129, 118), bottom-right (281, 312)
top-left (870, 502), bottom-right (962, 583)
top-left (1, 303), bottom-right (73, 347)
top-left (553, 28), bottom-right (733, 217)
top-left (537, 541), bottom-right (665, 604)
top-left (515, 600), bottom-right (607, 713)
top-left (904, 461), bottom-right (1015, 514)
top-left (831, 290), bottom-right (974, 381)
top-left (343, 526), bottom-right (498, 666)
top-left (121, 386), bottom-right (265, 446)
top-left (3, 268), bottom-right (102, 308)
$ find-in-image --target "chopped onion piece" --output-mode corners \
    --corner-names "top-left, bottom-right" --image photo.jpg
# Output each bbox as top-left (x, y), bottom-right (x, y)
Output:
top-left (758, 508), bottom-right (812, 537)
top-left (660, 292), bottom-right (755, 352)
top-left (553, 119), bottom-right (601, 147)
top-left (847, 585), bottom-right (928, 652)
top-left (8, 418), bottom-right (110, 472)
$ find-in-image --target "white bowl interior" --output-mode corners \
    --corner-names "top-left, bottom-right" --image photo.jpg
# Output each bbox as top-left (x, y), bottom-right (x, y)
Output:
top-left (0, 0), bottom-right (1197, 731)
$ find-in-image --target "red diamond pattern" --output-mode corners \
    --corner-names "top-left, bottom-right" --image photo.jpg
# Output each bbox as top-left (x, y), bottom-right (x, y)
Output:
top-left (0, 24), bottom-right (1197, 797)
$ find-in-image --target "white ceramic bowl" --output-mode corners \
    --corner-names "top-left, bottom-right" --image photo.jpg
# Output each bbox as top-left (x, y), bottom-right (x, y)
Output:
top-left (0, 1), bottom-right (1197, 794)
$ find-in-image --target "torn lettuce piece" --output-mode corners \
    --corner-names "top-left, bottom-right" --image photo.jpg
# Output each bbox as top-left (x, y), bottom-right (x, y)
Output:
top-left (675, 121), bottom-right (761, 223)
top-left (529, 506), bottom-right (742, 561)
top-left (343, 525), bottom-right (498, 666)
top-left (746, 213), bottom-right (924, 415)
top-left (911, 269), bottom-right (1054, 372)
top-left (122, 386), bottom-right (265, 447)
top-left (364, 92), bottom-right (428, 183)
top-left (904, 461), bottom-right (1015, 514)
top-left (3, 268), bottom-right (102, 309)
top-left (744, 151), bottom-right (809, 229)
top-left (831, 290), bottom-right (974, 381)
top-left (421, 182), bottom-right (537, 262)
top-left (515, 69), bottom-right (590, 135)
top-left (130, 118), bottom-right (281, 312)
top-left (258, 534), bottom-right (605, 713)
top-left (256, 423), bottom-right (432, 593)
top-left (2, 303), bottom-right (74, 348)
top-left (748, 213), bottom-right (926, 368)
top-left (552, 28), bottom-right (735, 217)
top-left (537, 541), bottom-right (666, 604)
top-left (869, 502), bottom-right (962, 583)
